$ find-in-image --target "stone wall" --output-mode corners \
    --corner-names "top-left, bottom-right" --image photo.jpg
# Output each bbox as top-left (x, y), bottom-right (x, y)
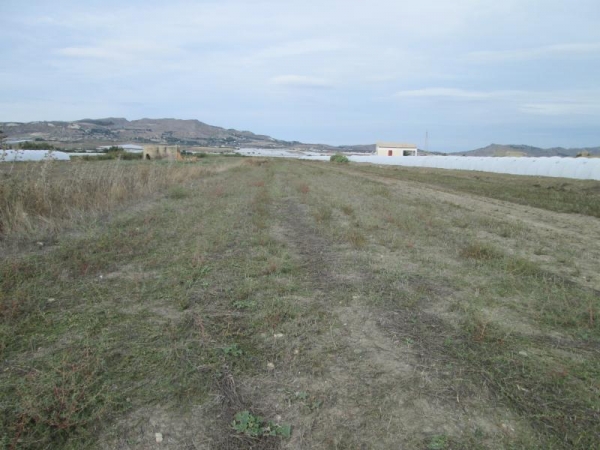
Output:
top-left (142, 145), bottom-right (182, 160)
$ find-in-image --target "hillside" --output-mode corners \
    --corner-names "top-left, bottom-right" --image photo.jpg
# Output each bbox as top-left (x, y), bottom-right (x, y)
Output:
top-left (0, 118), bottom-right (300, 149)
top-left (456, 143), bottom-right (600, 157)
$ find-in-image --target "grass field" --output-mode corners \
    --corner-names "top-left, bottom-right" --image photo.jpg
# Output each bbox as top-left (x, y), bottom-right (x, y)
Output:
top-left (1, 157), bottom-right (599, 449)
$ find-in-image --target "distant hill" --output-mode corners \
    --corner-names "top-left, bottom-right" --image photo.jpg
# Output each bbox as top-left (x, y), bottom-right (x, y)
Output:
top-left (455, 144), bottom-right (600, 157)
top-left (2, 119), bottom-right (598, 157)
top-left (0, 118), bottom-right (305, 149)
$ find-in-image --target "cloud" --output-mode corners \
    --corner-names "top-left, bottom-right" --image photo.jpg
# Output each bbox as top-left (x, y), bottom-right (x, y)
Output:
top-left (394, 88), bottom-right (515, 100)
top-left (270, 75), bottom-right (334, 89)
top-left (253, 39), bottom-right (345, 60)
top-left (467, 42), bottom-right (600, 62)
top-left (520, 102), bottom-right (600, 116)
top-left (57, 40), bottom-right (182, 62)
top-left (394, 87), bottom-right (600, 116)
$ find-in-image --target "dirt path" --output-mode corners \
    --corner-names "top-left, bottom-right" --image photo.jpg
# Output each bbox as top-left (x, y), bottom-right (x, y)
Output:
top-left (324, 163), bottom-right (600, 291)
top-left (269, 191), bottom-right (525, 449)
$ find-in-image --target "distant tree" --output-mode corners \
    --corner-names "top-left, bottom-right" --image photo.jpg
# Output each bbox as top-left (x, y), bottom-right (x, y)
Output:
top-left (330, 153), bottom-right (349, 163)
top-left (18, 142), bottom-right (56, 150)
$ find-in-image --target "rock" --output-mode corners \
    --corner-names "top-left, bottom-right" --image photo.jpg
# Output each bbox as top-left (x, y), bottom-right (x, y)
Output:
top-left (155, 432), bottom-right (163, 443)
top-left (518, 351), bottom-right (528, 357)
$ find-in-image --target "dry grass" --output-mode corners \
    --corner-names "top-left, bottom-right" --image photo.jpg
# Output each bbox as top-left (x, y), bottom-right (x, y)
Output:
top-left (1, 158), bottom-right (599, 449)
top-left (0, 160), bottom-right (211, 240)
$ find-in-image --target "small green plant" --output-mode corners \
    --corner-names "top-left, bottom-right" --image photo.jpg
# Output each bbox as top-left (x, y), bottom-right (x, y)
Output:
top-left (233, 299), bottom-right (257, 310)
top-left (231, 411), bottom-right (291, 438)
top-left (294, 391), bottom-right (308, 401)
top-left (222, 343), bottom-right (243, 357)
top-left (427, 434), bottom-right (447, 449)
top-left (330, 153), bottom-right (349, 163)
top-left (290, 391), bottom-right (323, 411)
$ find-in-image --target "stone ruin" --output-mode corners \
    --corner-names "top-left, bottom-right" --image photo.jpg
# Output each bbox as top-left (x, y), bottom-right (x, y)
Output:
top-left (142, 145), bottom-right (182, 161)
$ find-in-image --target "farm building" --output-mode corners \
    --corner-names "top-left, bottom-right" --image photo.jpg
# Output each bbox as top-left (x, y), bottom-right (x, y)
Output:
top-left (376, 142), bottom-right (418, 157)
top-left (142, 145), bottom-right (182, 161)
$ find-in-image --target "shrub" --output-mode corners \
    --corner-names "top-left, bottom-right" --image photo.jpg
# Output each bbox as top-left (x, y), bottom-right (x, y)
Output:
top-left (330, 153), bottom-right (349, 163)
top-left (18, 142), bottom-right (57, 150)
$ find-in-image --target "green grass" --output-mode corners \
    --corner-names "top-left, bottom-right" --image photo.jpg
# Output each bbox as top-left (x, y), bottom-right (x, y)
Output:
top-left (345, 163), bottom-right (600, 217)
top-left (1, 158), bottom-right (599, 449)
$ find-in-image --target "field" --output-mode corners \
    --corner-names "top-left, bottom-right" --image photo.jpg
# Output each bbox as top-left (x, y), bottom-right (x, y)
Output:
top-left (1, 158), bottom-right (599, 449)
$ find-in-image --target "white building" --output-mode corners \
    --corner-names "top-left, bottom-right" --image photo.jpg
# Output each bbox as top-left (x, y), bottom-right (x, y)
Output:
top-left (376, 142), bottom-right (418, 156)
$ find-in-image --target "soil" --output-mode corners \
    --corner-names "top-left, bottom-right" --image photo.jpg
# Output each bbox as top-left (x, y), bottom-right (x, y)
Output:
top-left (264, 192), bottom-right (525, 449)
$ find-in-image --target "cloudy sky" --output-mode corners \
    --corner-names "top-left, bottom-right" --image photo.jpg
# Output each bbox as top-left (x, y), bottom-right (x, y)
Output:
top-left (1, 0), bottom-right (599, 151)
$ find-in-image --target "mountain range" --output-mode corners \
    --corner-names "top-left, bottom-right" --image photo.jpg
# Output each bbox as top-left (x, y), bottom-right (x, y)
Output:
top-left (0, 118), bottom-right (294, 149)
top-left (1, 118), bottom-right (598, 156)
top-left (456, 144), bottom-right (600, 157)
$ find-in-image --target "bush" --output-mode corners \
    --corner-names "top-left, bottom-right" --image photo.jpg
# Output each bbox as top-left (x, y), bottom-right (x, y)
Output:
top-left (330, 153), bottom-right (349, 163)
top-left (18, 142), bottom-right (57, 150)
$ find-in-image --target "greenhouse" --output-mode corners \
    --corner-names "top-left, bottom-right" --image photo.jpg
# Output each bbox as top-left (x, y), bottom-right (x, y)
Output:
top-left (300, 155), bottom-right (600, 181)
top-left (0, 150), bottom-right (71, 162)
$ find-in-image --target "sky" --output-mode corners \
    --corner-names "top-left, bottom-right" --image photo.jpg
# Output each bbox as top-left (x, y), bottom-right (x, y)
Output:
top-left (1, 0), bottom-right (599, 152)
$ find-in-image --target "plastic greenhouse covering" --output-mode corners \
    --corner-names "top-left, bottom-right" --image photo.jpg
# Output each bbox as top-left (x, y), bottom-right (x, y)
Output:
top-left (1, 150), bottom-right (71, 162)
top-left (298, 155), bottom-right (600, 181)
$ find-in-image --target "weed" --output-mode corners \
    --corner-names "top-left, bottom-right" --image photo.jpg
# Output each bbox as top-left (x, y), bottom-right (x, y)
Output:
top-left (313, 204), bottom-right (333, 222)
top-left (222, 344), bottom-right (243, 357)
top-left (460, 242), bottom-right (504, 260)
top-left (344, 228), bottom-right (367, 248)
top-left (427, 434), bottom-right (448, 449)
top-left (231, 411), bottom-right (291, 438)
top-left (289, 391), bottom-right (323, 412)
top-left (232, 300), bottom-right (257, 310)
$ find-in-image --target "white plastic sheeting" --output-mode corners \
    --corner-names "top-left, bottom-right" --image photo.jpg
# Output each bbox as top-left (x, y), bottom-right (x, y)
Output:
top-left (341, 156), bottom-right (600, 181)
top-left (1, 150), bottom-right (71, 162)
top-left (237, 148), bottom-right (323, 158)
top-left (238, 148), bottom-right (600, 180)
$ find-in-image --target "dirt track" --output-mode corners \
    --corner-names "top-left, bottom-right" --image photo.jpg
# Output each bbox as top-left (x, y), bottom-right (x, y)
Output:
top-left (326, 163), bottom-right (600, 292)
